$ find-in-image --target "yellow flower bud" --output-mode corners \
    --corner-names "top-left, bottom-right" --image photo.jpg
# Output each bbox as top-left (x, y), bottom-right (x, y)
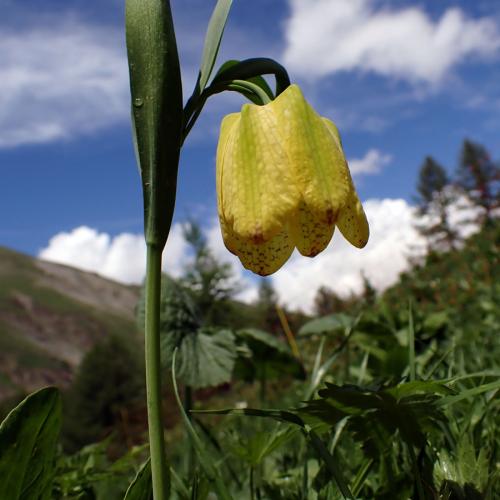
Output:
top-left (216, 84), bottom-right (369, 276)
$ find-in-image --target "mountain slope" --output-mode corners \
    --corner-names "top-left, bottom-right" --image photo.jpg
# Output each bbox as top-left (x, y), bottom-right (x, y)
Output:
top-left (0, 247), bottom-right (140, 401)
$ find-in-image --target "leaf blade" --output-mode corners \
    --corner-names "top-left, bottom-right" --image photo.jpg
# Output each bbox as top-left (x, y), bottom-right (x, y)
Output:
top-left (198, 0), bottom-right (233, 92)
top-left (0, 387), bottom-right (62, 500)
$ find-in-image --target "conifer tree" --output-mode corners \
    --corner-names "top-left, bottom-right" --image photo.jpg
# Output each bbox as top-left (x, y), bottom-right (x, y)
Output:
top-left (415, 156), bottom-right (458, 251)
top-left (256, 278), bottom-right (279, 332)
top-left (457, 139), bottom-right (499, 225)
top-left (313, 285), bottom-right (347, 316)
top-left (181, 220), bottom-right (239, 324)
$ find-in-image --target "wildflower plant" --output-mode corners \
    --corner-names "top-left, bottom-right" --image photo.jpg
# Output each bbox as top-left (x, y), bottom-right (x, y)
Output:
top-left (125, 0), bottom-right (368, 497)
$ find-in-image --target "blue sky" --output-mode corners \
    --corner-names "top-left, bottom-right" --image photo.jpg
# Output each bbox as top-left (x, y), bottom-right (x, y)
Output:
top-left (1, 0), bottom-right (499, 309)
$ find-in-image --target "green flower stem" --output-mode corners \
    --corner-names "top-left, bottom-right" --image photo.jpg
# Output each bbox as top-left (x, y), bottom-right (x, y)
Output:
top-left (145, 243), bottom-right (169, 500)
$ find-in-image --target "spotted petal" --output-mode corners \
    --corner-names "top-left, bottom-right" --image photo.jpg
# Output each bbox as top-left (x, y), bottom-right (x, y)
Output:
top-left (220, 219), bottom-right (294, 276)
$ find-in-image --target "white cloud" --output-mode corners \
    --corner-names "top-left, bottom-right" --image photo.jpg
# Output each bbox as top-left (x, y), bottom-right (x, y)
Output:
top-left (0, 20), bottom-right (128, 148)
top-left (348, 149), bottom-right (392, 176)
top-left (283, 0), bottom-right (500, 84)
top-left (38, 224), bottom-right (189, 284)
top-left (37, 221), bottom-right (259, 300)
top-left (38, 196), bottom-right (483, 312)
top-left (271, 199), bottom-right (426, 312)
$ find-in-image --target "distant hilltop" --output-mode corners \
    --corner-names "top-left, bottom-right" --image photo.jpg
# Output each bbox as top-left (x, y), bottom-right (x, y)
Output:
top-left (0, 246), bottom-right (140, 403)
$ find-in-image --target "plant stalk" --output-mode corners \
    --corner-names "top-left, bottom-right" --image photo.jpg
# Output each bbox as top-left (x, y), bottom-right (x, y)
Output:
top-left (145, 243), bottom-right (169, 499)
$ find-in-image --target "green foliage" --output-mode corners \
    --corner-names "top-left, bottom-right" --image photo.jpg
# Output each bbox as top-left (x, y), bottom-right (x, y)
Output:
top-left (256, 278), bottom-right (279, 333)
top-left (234, 328), bottom-right (305, 383)
top-left (434, 435), bottom-right (490, 499)
top-left (138, 274), bottom-right (237, 389)
top-left (53, 439), bottom-right (149, 499)
top-left (62, 336), bottom-right (144, 453)
top-left (0, 387), bottom-right (61, 500)
top-left (126, 0), bottom-right (183, 248)
top-left (2, 186), bottom-right (498, 500)
top-left (124, 459), bottom-right (152, 500)
top-left (299, 313), bottom-right (355, 337)
top-left (181, 220), bottom-right (240, 325)
top-left (414, 156), bottom-right (458, 251)
top-left (457, 139), bottom-right (499, 223)
top-left (196, 0), bottom-right (233, 93)
top-left (174, 327), bottom-right (237, 389)
top-left (171, 350), bottom-right (233, 500)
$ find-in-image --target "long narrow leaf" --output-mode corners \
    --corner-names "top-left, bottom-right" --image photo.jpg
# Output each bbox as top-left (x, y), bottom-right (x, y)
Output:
top-left (437, 380), bottom-right (500, 407)
top-left (198, 0), bottom-right (233, 92)
top-left (124, 459), bottom-right (152, 500)
top-left (172, 350), bottom-right (233, 500)
top-left (306, 428), bottom-right (354, 499)
top-left (408, 300), bottom-right (416, 381)
top-left (126, 0), bottom-right (183, 247)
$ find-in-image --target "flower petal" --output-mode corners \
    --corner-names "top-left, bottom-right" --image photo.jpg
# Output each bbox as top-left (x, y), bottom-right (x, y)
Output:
top-left (218, 102), bottom-right (298, 243)
top-left (272, 85), bottom-right (351, 222)
top-left (335, 179), bottom-right (369, 248)
top-left (321, 117), bottom-right (369, 248)
top-left (220, 219), bottom-right (294, 276)
top-left (216, 112), bottom-right (240, 224)
top-left (289, 201), bottom-right (336, 257)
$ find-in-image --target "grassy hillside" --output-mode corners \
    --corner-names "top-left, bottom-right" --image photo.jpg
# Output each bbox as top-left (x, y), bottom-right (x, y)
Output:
top-left (0, 247), bottom-right (140, 401)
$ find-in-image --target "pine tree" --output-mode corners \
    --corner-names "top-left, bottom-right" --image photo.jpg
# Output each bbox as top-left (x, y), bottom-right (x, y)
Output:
top-left (457, 139), bottom-right (499, 225)
top-left (313, 286), bottom-right (347, 316)
top-left (62, 336), bottom-right (144, 452)
top-left (415, 156), bottom-right (458, 251)
top-left (181, 220), bottom-right (240, 324)
top-left (256, 278), bottom-right (279, 333)
top-left (360, 271), bottom-right (377, 305)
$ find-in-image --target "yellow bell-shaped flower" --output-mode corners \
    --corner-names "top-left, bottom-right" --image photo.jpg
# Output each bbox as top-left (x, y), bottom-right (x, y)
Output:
top-left (216, 84), bottom-right (369, 276)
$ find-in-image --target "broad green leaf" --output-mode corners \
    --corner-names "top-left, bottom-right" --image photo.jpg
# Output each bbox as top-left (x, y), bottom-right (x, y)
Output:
top-left (198, 0), bottom-right (233, 92)
top-left (173, 327), bottom-right (237, 389)
top-left (124, 459), bottom-right (152, 500)
top-left (298, 313), bottom-right (354, 337)
top-left (138, 275), bottom-right (236, 388)
top-left (0, 387), bottom-right (62, 500)
top-left (126, 0), bottom-right (183, 247)
top-left (234, 328), bottom-right (305, 382)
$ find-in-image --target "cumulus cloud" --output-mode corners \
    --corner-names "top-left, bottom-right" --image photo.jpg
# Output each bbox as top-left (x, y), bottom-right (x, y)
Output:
top-left (348, 149), bottom-right (392, 176)
top-left (38, 222), bottom-right (259, 301)
top-left (271, 198), bottom-right (426, 312)
top-left (283, 0), bottom-right (500, 84)
top-left (38, 197), bottom-right (482, 311)
top-left (39, 224), bottom-right (189, 284)
top-left (0, 20), bottom-right (128, 148)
